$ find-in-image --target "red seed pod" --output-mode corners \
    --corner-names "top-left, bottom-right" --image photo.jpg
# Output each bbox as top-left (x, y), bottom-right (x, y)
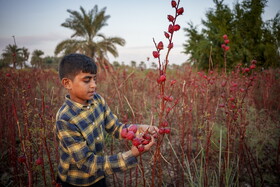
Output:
top-left (164, 128), bottom-right (171, 134)
top-left (177, 7), bottom-right (184, 15)
top-left (168, 24), bottom-right (174, 33)
top-left (159, 128), bottom-right (165, 134)
top-left (250, 64), bottom-right (256, 69)
top-left (221, 81), bottom-right (227, 87)
top-left (128, 125), bottom-right (138, 133)
top-left (137, 145), bottom-right (145, 152)
top-left (231, 105), bottom-right (236, 109)
top-left (167, 15), bottom-right (175, 22)
top-left (224, 46), bottom-right (230, 51)
top-left (160, 121), bottom-right (169, 127)
top-left (223, 34), bottom-right (228, 40)
top-left (121, 128), bottom-right (128, 138)
top-left (6, 73), bottom-right (11, 77)
top-left (168, 42), bottom-right (174, 49)
top-left (224, 39), bottom-right (230, 44)
top-left (157, 41), bottom-right (164, 50)
top-left (132, 138), bottom-right (142, 147)
top-left (126, 131), bottom-right (135, 140)
top-left (142, 139), bottom-right (150, 145)
top-left (166, 107), bottom-right (172, 113)
top-left (164, 31), bottom-right (170, 39)
top-left (173, 24), bottom-right (181, 31)
top-left (170, 80), bottom-right (176, 85)
top-left (171, 0), bottom-right (177, 7)
top-left (18, 155), bottom-right (26, 163)
top-left (143, 133), bottom-right (151, 140)
top-left (231, 82), bottom-right (238, 87)
top-left (157, 74), bottom-right (166, 84)
top-left (221, 44), bottom-right (226, 49)
top-left (152, 51), bottom-right (159, 58)
top-left (229, 97), bottom-right (235, 102)
top-left (35, 158), bottom-right (43, 165)
top-left (244, 68), bottom-right (250, 72)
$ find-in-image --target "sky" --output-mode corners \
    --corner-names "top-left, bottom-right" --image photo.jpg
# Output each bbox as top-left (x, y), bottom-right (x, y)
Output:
top-left (0, 0), bottom-right (279, 66)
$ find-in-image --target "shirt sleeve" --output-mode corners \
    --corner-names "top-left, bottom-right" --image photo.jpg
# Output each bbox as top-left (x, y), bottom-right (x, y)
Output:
top-left (56, 120), bottom-right (137, 175)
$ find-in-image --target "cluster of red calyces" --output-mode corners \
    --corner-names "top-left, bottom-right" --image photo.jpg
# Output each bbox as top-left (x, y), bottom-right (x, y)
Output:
top-left (158, 121), bottom-right (171, 135)
top-left (152, 0), bottom-right (184, 60)
top-left (241, 59), bottom-right (257, 73)
top-left (221, 34), bottom-right (230, 51)
top-left (121, 125), bottom-right (154, 152)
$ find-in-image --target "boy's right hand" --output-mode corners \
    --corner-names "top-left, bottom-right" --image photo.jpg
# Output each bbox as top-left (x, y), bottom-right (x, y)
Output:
top-left (131, 135), bottom-right (156, 157)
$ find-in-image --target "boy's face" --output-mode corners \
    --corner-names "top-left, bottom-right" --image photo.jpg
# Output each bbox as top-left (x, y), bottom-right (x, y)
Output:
top-left (62, 71), bottom-right (97, 105)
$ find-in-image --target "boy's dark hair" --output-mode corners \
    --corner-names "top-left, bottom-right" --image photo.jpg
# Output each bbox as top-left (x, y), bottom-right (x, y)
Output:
top-left (58, 53), bottom-right (97, 80)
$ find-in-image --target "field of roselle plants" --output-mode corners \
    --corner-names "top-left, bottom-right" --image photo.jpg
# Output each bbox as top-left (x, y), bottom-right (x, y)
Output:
top-left (0, 65), bottom-right (280, 186)
top-left (1, 0), bottom-right (280, 186)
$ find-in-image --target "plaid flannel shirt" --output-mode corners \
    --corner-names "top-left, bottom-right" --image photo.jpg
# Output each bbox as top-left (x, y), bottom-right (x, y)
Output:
top-left (55, 94), bottom-right (137, 186)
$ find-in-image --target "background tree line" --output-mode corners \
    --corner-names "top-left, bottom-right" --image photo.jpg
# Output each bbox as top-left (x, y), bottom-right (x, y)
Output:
top-left (1, 0), bottom-right (279, 71)
top-left (183, 0), bottom-right (280, 70)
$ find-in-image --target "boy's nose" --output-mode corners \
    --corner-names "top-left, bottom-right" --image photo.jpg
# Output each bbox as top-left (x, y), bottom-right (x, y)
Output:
top-left (90, 80), bottom-right (97, 88)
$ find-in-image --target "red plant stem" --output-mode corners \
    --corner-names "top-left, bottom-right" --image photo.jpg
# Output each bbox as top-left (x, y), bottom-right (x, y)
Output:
top-left (135, 166), bottom-right (138, 187)
top-left (140, 155), bottom-right (146, 187)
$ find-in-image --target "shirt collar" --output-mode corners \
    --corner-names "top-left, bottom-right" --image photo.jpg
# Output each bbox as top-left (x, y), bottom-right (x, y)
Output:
top-left (65, 95), bottom-right (94, 113)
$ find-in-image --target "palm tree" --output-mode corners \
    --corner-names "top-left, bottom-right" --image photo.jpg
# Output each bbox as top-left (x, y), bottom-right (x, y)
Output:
top-left (1, 44), bottom-right (22, 68)
top-left (22, 47), bottom-right (30, 68)
top-left (31, 50), bottom-right (44, 68)
top-left (55, 5), bottom-right (125, 73)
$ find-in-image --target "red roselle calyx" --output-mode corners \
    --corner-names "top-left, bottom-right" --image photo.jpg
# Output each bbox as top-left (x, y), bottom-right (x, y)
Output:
top-left (18, 155), bottom-right (26, 163)
top-left (35, 158), bottom-right (43, 165)
top-left (167, 15), bottom-right (175, 22)
top-left (224, 46), bottom-right (230, 51)
top-left (128, 125), bottom-right (138, 133)
top-left (137, 145), bottom-right (145, 152)
top-left (173, 24), bottom-right (180, 31)
top-left (224, 39), bottom-right (230, 44)
top-left (160, 121), bottom-right (169, 127)
top-left (157, 74), bottom-right (166, 84)
top-left (171, 0), bottom-right (177, 7)
top-left (168, 24), bottom-right (174, 33)
top-left (153, 51), bottom-right (160, 58)
top-left (168, 43), bottom-right (174, 49)
top-left (177, 7), bottom-right (184, 15)
top-left (121, 128), bottom-right (128, 138)
top-left (126, 131), bottom-right (135, 140)
top-left (164, 31), bottom-right (170, 39)
top-left (170, 80), bottom-right (176, 85)
top-left (132, 138), bottom-right (141, 147)
top-left (157, 41), bottom-right (164, 50)
top-left (223, 34), bottom-right (228, 40)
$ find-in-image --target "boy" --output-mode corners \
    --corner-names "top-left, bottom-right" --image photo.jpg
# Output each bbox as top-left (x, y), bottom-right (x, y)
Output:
top-left (55, 53), bottom-right (157, 186)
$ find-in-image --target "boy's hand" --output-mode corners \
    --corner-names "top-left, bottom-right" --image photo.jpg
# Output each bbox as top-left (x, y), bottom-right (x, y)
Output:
top-left (131, 134), bottom-right (156, 157)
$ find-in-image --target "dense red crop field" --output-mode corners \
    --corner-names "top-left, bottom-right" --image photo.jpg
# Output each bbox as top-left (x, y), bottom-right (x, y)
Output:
top-left (1, 65), bottom-right (279, 186)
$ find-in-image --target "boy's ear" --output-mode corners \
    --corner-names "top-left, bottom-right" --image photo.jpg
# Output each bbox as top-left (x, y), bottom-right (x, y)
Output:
top-left (61, 78), bottom-right (72, 90)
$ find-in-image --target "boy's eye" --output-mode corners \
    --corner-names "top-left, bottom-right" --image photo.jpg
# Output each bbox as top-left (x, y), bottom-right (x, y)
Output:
top-left (84, 78), bottom-right (90, 83)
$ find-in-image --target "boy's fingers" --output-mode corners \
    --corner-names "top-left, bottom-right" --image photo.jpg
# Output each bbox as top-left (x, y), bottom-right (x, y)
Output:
top-left (144, 135), bottom-right (155, 151)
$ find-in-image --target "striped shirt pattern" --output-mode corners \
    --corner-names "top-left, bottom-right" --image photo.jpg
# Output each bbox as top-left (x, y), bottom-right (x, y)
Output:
top-left (55, 94), bottom-right (137, 186)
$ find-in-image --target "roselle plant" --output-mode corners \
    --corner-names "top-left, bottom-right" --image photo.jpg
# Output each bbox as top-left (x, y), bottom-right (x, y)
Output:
top-left (221, 34), bottom-right (230, 73)
top-left (150, 0), bottom-right (184, 185)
